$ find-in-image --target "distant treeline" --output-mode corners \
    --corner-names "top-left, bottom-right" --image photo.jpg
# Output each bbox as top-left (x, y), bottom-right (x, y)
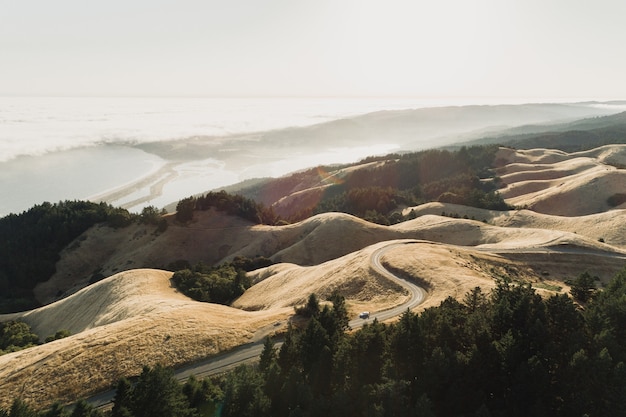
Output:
top-left (0, 201), bottom-right (166, 314)
top-left (5, 268), bottom-right (626, 416)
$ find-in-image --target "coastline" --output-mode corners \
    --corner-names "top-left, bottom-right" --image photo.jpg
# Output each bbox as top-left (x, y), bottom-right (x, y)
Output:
top-left (3, 100), bottom-right (625, 217)
top-left (0, 145), bottom-right (164, 217)
top-left (86, 160), bottom-right (177, 210)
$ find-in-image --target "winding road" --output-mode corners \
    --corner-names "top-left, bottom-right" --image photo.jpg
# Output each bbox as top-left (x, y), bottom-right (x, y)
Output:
top-left (87, 240), bottom-right (426, 409)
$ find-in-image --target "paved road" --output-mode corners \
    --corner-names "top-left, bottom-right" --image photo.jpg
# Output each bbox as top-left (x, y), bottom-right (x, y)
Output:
top-left (350, 240), bottom-right (427, 327)
top-left (87, 240), bottom-right (426, 409)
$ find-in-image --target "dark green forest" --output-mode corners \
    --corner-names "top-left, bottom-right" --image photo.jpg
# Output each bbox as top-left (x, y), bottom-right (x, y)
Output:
top-left (170, 257), bottom-right (273, 305)
top-left (0, 201), bottom-right (169, 314)
top-left (174, 191), bottom-right (278, 225)
top-left (0, 201), bottom-right (139, 313)
top-left (4, 268), bottom-right (626, 417)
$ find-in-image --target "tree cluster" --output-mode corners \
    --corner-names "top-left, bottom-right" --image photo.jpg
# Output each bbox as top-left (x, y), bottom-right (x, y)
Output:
top-left (170, 261), bottom-right (253, 305)
top-left (175, 191), bottom-right (277, 224)
top-left (0, 201), bottom-right (145, 313)
top-left (0, 320), bottom-right (39, 355)
top-left (0, 365), bottom-right (222, 417)
top-left (1, 319), bottom-right (72, 357)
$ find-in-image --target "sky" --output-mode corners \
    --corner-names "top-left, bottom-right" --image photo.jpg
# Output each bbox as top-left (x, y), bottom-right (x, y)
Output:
top-left (1, 0), bottom-right (625, 99)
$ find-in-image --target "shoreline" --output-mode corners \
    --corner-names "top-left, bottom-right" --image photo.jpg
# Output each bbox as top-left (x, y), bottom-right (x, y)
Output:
top-left (86, 160), bottom-right (178, 209)
top-left (0, 145), bottom-right (164, 217)
top-left (4, 101), bottom-right (625, 217)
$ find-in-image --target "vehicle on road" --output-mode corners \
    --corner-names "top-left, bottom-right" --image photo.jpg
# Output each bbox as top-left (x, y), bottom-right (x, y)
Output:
top-left (359, 311), bottom-right (370, 319)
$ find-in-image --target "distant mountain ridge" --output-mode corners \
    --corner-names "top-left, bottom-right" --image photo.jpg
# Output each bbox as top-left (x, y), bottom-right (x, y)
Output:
top-left (135, 102), bottom-right (620, 163)
top-left (459, 110), bottom-right (626, 151)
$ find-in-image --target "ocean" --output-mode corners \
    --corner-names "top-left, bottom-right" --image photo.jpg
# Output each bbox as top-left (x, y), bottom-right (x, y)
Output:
top-left (1, 96), bottom-right (623, 217)
top-left (0, 97), bottom-right (446, 216)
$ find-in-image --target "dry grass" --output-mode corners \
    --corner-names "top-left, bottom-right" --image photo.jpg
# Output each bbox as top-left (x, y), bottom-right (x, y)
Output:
top-left (496, 145), bottom-right (626, 215)
top-left (0, 269), bottom-right (290, 408)
top-left (2, 145), bottom-right (626, 409)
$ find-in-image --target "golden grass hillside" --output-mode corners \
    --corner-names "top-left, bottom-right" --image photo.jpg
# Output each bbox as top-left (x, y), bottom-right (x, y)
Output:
top-left (4, 231), bottom-right (625, 408)
top-left (495, 145), bottom-right (626, 215)
top-left (38, 205), bottom-right (624, 306)
top-left (3, 145), bottom-right (626, 409)
top-left (0, 269), bottom-right (292, 408)
top-left (35, 144), bottom-right (626, 304)
top-left (403, 202), bottom-right (626, 249)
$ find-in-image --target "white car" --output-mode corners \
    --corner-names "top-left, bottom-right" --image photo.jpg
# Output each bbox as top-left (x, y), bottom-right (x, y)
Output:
top-left (359, 311), bottom-right (370, 319)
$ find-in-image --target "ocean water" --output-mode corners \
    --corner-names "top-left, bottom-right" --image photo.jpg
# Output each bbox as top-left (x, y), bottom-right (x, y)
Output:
top-left (0, 97), bottom-right (440, 216)
top-left (1, 96), bottom-right (623, 217)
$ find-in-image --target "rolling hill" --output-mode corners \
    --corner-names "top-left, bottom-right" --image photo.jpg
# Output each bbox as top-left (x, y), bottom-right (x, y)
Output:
top-left (1, 144), bottom-right (626, 408)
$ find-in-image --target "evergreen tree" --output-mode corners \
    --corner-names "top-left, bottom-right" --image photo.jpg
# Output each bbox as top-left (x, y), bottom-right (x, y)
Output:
top-left (299, 318), bottom-right (330, 374)
top-left (221, 365), bottom-right (270, 417)
top-left (69, 400), bottom-right (102, 417)
top-left (130, 365), bottom-right (195, 417)
top-left (42, 403), bottom-right (68, 417)
top-left (278, 323), bottom-right (300, 374)
top-left (570, 271), bottom-right (597, 302)
top-left (111, 377), bottom-right (133, 417)
top-left (259, 336), bottom-right (277, 374)
top-left (7, 399), bottom-right (37, 417)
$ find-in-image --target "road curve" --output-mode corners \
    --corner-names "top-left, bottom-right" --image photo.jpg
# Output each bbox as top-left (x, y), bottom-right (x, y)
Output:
top-left (350, 240), bottom-right (427, 327)
top-left (87, 240), bottom-right (427, 409)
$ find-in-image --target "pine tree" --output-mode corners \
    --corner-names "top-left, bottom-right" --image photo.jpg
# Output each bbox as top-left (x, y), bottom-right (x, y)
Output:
top-left (259, 336), bottom-right (277, 374)
top-left (111, 377), bottom-right (133, 417)
top-left (7, 399), bottom-right (38, 417)
top-left (69, 400), bottom-right (102, 417)
top-left (130, 365), bottom-right (195, 417)
top-left (42, 403), bottom-right (69, 417)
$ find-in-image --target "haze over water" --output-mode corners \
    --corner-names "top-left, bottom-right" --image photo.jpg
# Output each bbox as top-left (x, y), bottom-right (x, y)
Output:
top-left (1, 96), bottom-right (623, 217)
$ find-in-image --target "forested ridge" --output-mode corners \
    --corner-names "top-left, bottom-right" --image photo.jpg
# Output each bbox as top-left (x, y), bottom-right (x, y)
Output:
top-left (4, 268), bottom-right (626, 417)
top-left (0, 201), bottom-right (139, 313)
top-left (179, 145), bottom-right (510, 225)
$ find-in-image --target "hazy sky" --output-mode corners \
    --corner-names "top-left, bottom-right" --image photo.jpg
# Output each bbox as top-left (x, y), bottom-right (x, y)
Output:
top-left (2, 0), bottom-right (625, 99)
